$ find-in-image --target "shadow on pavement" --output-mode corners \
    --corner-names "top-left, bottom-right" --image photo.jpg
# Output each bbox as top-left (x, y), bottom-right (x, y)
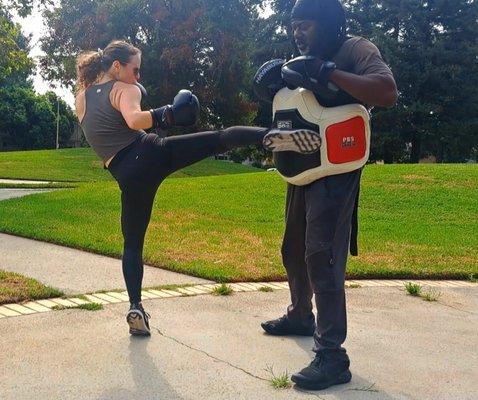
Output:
top-left (97, 336), bottom-right (183, 400)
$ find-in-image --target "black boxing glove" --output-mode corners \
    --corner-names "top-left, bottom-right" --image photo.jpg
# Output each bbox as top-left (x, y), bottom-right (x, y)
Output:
top-left (253, 59), bottom-right (287, 103)
top-left (150, 89), bottom-right (200, 129)
top-left (281, 56), bottom-right (339, 101)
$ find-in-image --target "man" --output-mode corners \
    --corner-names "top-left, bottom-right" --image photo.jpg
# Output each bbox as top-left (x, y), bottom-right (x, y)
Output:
top-left (258, 0), bottom-right (398, 391)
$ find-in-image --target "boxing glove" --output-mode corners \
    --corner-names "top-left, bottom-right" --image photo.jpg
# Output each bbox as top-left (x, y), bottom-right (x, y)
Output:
top-left (253, 59), bottom-right (287, 103)
top-left (150, 89), bottom-right (200, 129)
top-left (281, 56), bottom-right (339, 101)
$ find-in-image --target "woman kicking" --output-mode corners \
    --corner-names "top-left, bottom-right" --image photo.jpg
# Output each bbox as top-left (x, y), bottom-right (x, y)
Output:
top-left (75, 40), bottom-right (320, 336)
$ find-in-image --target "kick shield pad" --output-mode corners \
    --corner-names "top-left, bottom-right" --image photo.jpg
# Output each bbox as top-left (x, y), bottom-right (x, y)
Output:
top-left (272, 88), bottom-right (370, 185)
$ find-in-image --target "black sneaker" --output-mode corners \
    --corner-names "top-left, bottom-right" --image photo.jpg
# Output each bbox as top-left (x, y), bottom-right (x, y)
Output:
top-left (261, 315), bottom-right (316, 336)
top-left (127, 303), bottom-right (151, 336)
top-left (263, 129), bottom-right (321, 154)
top-left (291, 349), bottom-right (352, 390)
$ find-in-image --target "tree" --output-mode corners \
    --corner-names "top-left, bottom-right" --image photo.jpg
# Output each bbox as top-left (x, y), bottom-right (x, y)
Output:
top-left (0, 1), bottom-right (109, 150)
top-left (38, 0), bottom-right (263, 130)
top-left (0, 86), bottom-right (77, 150)
top-left (346, 0), bottom-right (478, 162)
top-left (0, 87), bottom-right (52, 149)
top-left (258, 0), bottom-right (478, 163)
top-left (35, 0), bottom-right (478, 162)
top-left (0, 5), bottom-right (34, 88)
top-left (44, 91), bottom-right (78, 147)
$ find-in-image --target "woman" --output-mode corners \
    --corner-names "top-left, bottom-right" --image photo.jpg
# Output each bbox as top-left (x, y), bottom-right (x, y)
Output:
top-left (75, 40), bottom-right (320, 336)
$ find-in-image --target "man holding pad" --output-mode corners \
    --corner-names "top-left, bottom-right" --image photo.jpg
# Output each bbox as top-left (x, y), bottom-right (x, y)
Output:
top-left (255, 0), bottom-right (397, 390)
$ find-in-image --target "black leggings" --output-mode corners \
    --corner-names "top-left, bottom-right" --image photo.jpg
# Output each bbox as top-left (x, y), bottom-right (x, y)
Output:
top-left (107, 126), bottom-right (268, 304)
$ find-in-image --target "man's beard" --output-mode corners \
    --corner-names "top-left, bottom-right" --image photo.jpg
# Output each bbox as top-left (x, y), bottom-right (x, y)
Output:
top-left (312, 28), bottom-right (343, 59)
top-left (307, 32), bottom-right (330, 58)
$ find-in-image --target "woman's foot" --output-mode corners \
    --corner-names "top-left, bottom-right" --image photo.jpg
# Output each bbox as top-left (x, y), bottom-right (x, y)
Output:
top-left (263, 129), bottom-right (321, 154)
top-left (127, 303), bottom-right (151, 336)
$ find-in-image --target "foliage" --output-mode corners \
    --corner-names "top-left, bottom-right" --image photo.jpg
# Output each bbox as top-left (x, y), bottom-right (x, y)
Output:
top-left (421, 288), bottom-right (441, 302)
top-left (52, 302), bottom-right (104, 311)
top-left (346, 0), bottom-right (478, 162)
top-left (404, 282), bottom-right (422, 296)
top-left (261, 1), bottom-right (478, 163)
top-left (2, 0), bottom-right (42, 18)
top-left (265, 365), bottom-right (291, 389)
top-left (39, 0), bottom-right (263, 129)
top-left (212, 283), bottom-right (233, 296)
top-left (0, 3), bottom-right (77, 150)
top-left (6, 0), bottom-right (478, 161)
top-left (44, 91), bottom-right (78, 145)
top-left (404, 282), bottom-right (442, 302)
top-left (0, 86), bottom-right (76, 149)
top-left (0, 5), bottom-right (34, 87)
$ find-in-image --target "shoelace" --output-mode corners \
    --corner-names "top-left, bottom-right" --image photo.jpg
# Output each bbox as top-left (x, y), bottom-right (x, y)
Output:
top-left (138, 307), bottom-right (151, 320)
top-left (131, 304), bottom-right (151, 320)
top-left (273, 315), bottom-right (288, 326)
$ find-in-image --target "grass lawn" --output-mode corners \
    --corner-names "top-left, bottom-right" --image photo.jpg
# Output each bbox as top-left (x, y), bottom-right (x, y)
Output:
top-left (0, 147), bottom-right (262, 182)
top-left (0, 270), bottom-right (63, 305)
top-left (0, 163), bottom-right (476, 281)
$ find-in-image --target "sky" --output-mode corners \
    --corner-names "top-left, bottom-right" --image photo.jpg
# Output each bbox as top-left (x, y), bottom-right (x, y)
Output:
top-left (12, 6), bottom-right (75, 107)
top-left (12, 2), bottom-right (274, 109)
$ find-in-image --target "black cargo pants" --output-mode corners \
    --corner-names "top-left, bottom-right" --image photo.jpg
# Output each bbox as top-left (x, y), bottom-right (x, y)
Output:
top-left (281, 169), bottom-right (362, 351)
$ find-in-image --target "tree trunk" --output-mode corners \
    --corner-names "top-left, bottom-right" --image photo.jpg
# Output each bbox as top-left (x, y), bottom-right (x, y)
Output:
top-left (410, 134), bottom-right (421, 163)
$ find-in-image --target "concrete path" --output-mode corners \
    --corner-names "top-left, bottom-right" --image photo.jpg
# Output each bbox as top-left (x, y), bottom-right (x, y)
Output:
top-left (0, 179), bottom-right (63, 201)
top-left (1, 287), bottom-right (476, 400)
top-left (0, 179), bottom-right (54, 184)
top-left (0, 188), bottom-right (58, 201)
top-left (0, 233), bottom-right (211, 294)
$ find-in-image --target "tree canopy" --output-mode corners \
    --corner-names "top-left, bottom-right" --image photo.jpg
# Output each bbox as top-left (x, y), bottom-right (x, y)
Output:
top-left (262, 0), bottom-right (478, 162)
top-left (346, 0), bottom-right (478, 162)
top-left (0, 5), bottom-right (34, 87)
top-left (39, 0), bottom-right (264, 128)
top-left (3, 0), bottom-right (477, 161)
top-left (0, 1), bottom-right (77, 150)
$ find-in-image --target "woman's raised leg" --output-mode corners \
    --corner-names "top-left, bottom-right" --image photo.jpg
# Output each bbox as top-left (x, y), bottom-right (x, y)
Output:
top-left (163, 126), bottom-right (268, 174)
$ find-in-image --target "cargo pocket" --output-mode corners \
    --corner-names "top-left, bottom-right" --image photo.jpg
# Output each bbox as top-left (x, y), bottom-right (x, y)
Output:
top-left (305, 249), bottom-right (340, 293)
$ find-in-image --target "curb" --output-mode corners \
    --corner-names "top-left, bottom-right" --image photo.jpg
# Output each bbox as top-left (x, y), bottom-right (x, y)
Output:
top-left (0, 280), bottom-right (476, 319)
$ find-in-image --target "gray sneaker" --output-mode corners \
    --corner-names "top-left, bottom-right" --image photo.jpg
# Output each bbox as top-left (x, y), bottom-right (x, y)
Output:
top-left (263, 129), bottom-right (321, 154)
top-left (127, 303), bottom-right (151, 336)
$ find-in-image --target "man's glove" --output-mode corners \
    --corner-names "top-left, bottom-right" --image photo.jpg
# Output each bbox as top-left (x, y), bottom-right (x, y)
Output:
top-left (253, 59), bottom-right (287, 103)
top-left (281, 56), bottom-right (339, 101)
top-left (150, 89), bottom-right (200, 129)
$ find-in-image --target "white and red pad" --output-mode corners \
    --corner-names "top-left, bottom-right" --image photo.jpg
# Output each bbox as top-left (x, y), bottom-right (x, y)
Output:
top-left (273, 87), bottom-right (370, 185)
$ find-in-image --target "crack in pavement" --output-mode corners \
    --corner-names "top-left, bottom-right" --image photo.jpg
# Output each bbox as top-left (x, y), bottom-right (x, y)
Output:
top-left (112, 308), bottom-right (268, 382)
top-left (152, 323), bottom-right (374, 398)
top-left (399, 287), bottom-right (477, 315)
top-left (294, 387), bottom-right (327, 399)
top-left (154, 327), bottom-right (270, 383)
top-left (436, 301), bottom-right (477, 316)
top-left (346, 382), bottom-right (379, 392)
